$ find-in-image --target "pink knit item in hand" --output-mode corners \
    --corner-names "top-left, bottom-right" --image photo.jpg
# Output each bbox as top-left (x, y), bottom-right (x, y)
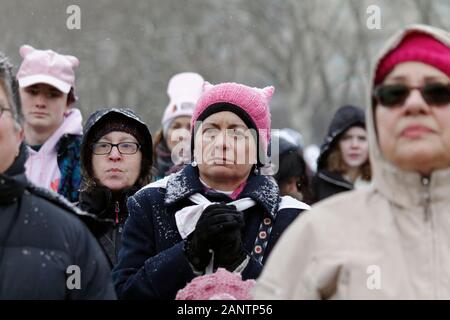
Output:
top-left (175, 268), bottom-right (256, 300)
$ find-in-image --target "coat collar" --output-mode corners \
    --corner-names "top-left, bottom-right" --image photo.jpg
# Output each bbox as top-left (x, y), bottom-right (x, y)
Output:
top-left (164, 165), bottom-right (281, 218)
top-left (0, 143), bottom-right (28, 204)
top-left (317, 170), bottom-right (353, 190)
top-left (0, 173), bottom-right (27, 204)
top-left (372, 160), bottom-right (450, 208)
top-left (239, 174), bottom-right (281, 219)
top-left (164, 165), bottom-right (204, 205)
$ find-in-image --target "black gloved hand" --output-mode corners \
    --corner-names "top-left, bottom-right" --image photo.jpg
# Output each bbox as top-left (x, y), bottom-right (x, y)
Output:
top-left (185, 203), bottom-right (244, 271)
top-left (213, 206), bottom-right (247, 271)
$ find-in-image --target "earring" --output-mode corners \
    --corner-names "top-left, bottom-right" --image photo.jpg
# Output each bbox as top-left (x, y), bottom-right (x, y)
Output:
top-left (191, 160), bottom-right (197, 167)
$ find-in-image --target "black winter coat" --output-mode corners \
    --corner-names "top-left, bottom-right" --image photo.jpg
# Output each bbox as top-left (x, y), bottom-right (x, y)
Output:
top-left (78, 108), bottom-right (154, 267)
top-left (78, 186), bottom-right (138, 266)
top-left (112, 165), bottom-right (308, 299)
top-left (0, 144), bottom-right (116, 299)
top-left (311, 170), bottom-right (353, 203)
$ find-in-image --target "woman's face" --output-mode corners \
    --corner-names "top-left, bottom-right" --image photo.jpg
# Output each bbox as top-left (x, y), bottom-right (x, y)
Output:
top-left (194, 111), bottom-right (257, 184)
top-left (375, 62), bottom-right (450, 175)
top-left (165, 116), bottom-right (191, 151)
top-left (92, 131), bottom-right (143, 192)
top-left (339, 126), bottom-right (369, 169)
top-left (0, 85), bottom-right (23, 173)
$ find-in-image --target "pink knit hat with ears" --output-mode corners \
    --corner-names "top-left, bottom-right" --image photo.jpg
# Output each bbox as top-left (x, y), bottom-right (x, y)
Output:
top-left (17, 45), bottom-right (79, 104)
top-left (191, 82), bottom-right (275, 154)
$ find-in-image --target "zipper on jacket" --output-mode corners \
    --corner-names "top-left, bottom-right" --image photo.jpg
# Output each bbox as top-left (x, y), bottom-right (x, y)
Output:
top-left (422, 177), bottom-right (437, 299)
top-left (115, 201), bottom-right (120, 225)
top-left (422, 176), bottom-right (437, 298)
top-left (422, 177), bottom-right (431, 222)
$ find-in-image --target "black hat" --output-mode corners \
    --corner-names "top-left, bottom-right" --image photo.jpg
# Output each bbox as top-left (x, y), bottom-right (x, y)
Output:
top-left (317, 105), bottom-right (366, 170)
top-left (80, 108), bottom-right (153, 189)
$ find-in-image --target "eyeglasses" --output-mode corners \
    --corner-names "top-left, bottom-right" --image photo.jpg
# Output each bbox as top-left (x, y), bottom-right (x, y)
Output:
top-left (92, 142), bottom-right (140, 155)
top-left (0, 106), bottom-right (12, 118)
top-left (373, 83), bottom-right (450, 108)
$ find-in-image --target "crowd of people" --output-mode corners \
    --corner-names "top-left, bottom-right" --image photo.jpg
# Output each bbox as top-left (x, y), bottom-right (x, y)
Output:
top-left (1, 23), bottom-right (450, 299)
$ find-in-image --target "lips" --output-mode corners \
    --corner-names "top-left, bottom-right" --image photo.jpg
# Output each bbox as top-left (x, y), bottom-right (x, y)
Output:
top-left (401, 125), bottom-right (434, 139)
top-left (209, 158), bottom-right (234, 165)
top-left (107, 168), bottom-right (123, 173)
top-left (31, 112), bottom-right (48, 117)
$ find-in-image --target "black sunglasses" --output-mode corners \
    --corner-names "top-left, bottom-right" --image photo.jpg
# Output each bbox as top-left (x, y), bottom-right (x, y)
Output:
top-left (373, 83), bottom-right (450, 108)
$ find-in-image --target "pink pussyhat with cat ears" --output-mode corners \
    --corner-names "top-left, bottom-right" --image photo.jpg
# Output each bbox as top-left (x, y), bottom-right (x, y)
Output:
top-left (191, 82), bottom-right (275, 153)
top-left (17, 45), bottom-right (80, 104)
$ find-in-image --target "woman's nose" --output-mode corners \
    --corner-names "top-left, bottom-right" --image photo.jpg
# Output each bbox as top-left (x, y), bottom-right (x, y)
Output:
top-left (108, 146), bottom-right (122, 160)
top-left (351, 138), bottom-right (359, 148)
top-left (214, 131), bottom-right (231, 149)
top-left (403, 88), bottom-right (430, 114)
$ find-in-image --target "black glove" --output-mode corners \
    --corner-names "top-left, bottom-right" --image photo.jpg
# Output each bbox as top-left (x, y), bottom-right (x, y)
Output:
top-left (213, 207), bottom-right (247, 271)
top-left (185, 203), bottom-right (244, 270)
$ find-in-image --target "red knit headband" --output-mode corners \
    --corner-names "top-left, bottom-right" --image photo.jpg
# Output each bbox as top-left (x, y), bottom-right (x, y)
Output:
top-left (375, 32), bottom-right (450, 85)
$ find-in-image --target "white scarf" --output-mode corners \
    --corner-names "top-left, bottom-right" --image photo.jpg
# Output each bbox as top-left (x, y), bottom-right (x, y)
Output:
top-left (175, 193), bottom-right (256, 239)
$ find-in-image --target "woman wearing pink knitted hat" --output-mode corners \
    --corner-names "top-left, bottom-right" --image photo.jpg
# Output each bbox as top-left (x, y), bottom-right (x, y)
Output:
top-left (17, 44), bottom-right (82, 202)
top-left (153, 72), bottom-right (204, 179)
top-left (112, 81), bottom-right (310, 299)
top-left (254, 25), bottom-right (450, 299)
